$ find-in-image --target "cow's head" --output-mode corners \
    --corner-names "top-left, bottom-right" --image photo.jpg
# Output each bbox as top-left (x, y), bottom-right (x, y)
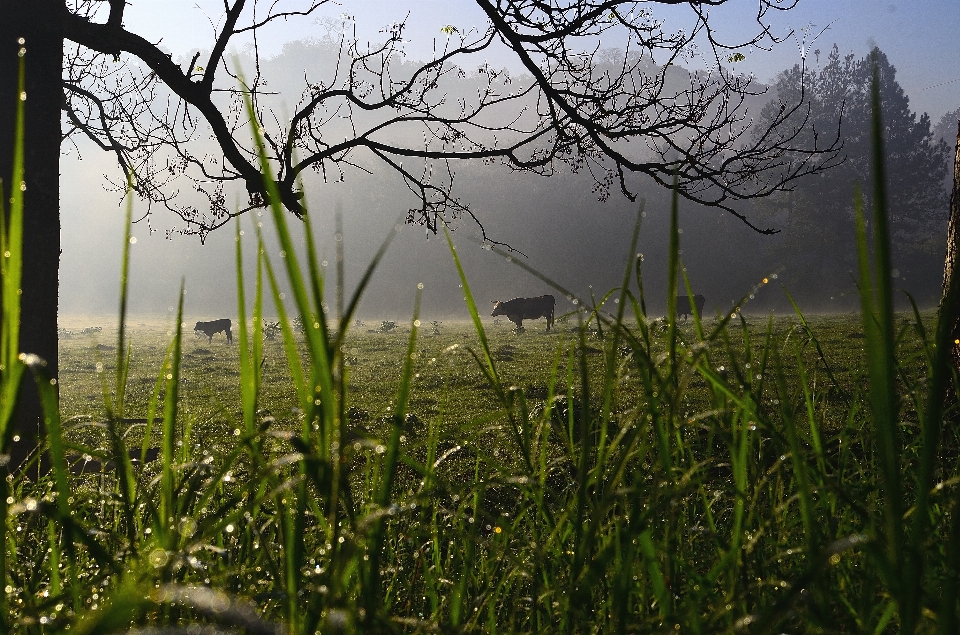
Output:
top-left (491, 301), bottom-right (505, 317)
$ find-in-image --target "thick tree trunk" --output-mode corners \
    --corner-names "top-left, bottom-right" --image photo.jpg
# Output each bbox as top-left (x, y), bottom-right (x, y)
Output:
top-left (0, 2), bottom-right (62, 476)
top-left (943, 121), bottom-right (960, 403)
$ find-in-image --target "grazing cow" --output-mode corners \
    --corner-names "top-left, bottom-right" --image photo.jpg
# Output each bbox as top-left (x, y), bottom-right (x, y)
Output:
top-left (676, 294), bottom-right (705, 320)
top-left (194, 319), bottom-right (233, 343)
top-left (491, 295), bottom-right (556, 331)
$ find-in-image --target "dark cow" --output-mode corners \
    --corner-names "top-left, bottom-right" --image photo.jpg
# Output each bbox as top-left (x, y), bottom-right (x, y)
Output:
top-left (676, 294), bottom-right (705, 320)
top-left (491, 295), bottom-right (556, 331)
top-left (194, 319), bottom-right (233, 343)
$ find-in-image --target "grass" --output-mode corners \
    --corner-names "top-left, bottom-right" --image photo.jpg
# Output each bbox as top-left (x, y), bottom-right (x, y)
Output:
top-left (53, 314), bottom-right (906, 469)
top-left (3, 56), bottom-right (960, 634)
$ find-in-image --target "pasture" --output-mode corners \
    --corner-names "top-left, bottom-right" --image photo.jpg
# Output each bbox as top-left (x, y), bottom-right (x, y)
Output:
top-left (24, 307), bottom-right (952, 633)
top-left (57, 313), bottom-right (882, 469)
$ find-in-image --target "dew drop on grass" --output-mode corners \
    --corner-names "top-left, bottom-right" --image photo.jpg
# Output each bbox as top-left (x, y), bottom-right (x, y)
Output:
top-left (148, 549), bottom-right (168, 567)
top-left (129, 236), bottom-right (137, 244)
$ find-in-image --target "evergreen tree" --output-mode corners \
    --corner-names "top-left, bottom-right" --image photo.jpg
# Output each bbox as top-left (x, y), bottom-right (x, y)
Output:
top-left (752, 46), bottom-right (950, 304)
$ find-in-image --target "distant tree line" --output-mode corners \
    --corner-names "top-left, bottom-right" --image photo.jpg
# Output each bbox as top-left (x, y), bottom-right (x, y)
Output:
top-left (747, 46), bottom-right (953, 308)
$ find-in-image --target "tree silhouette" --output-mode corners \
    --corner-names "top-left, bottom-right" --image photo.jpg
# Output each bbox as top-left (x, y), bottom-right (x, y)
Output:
top-left (1, 0), bottom-right (841, 470)
top-left (751, 46), bottom-right (950, 303)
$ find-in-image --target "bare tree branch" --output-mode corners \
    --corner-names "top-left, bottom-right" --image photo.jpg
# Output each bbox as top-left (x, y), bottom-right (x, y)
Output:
top-left (60, 0), bottom-right (842, 241)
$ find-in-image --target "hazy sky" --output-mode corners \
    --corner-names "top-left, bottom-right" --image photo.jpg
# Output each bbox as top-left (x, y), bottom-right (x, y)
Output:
top-left (123, 0), bottom-right (960, 120)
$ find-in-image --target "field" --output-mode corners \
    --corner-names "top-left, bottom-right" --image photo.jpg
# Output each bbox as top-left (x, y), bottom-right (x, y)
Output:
top-left (55, 313), bottom-right (888, 478)
top-left (12, 306), bottom-right (949, 634)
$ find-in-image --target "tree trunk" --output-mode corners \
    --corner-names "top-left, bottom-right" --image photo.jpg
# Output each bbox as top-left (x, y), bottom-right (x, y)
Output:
top-left (942, 120), bottom-right (960, 407)
top-left (0, 2), bottom-right (62, 476)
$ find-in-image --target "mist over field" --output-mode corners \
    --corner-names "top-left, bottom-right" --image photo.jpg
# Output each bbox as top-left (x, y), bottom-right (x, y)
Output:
top-left (57, 35), bottom-right (958, 327)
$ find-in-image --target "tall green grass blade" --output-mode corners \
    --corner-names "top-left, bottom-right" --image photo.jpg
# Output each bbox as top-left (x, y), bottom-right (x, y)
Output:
top-left (105, 187), bottom-right (137, 547)
top-left (444, 226), bottom-right (500, 390)
top-left (258, 230), bottom-right (309, 410)
top-left (792, 337), bottom-right (826, 476)
top-left (69, 577), bottom-right (150, 635)
top-left (0, 53), bottom-right (26, 633)
top-left (366, 288), bottom-right (421, 621)
top-left (595, 202), bottom-right (645, 470)
top-left (141, 340), bottom-right (173, 467)
top-left (24, 356), bottom-right (84, 618)
top-left (159, 280), bottom-right (185, 547)
top-left (23, 357), bottom-right (68, 515)
top-left (666, 174), bottom-right (680, 382)
top-left (235, 219), bottom-right (259, 442)
top-left (332, 222), bottom-right (397, 352)
top-left (854, 54), bottom-right (908, 629)
top-left (335, 207), bottom-right (344, 322)
top-left (567, 326), bottom-right (603, 629)
top-left (783, 288), bottom-right (851, 404)
top-left (638, 529), bottom-right (669, 617)
top-left (775, 344), bottom-right (817, 557)
top-left (240, 84), bottom-right (335, 463)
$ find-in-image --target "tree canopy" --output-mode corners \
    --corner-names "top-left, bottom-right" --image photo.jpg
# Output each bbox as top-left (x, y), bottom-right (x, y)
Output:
top-left (750, 46), bottom-right (950, 303)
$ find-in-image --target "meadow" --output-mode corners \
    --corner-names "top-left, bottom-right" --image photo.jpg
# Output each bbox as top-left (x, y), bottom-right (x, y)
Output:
top-left (54, 313), bottom-right (891, 474)
top-left (15, 304), bottom-right (954, 635)
top-left (3, 67), bottom-right (960, 634)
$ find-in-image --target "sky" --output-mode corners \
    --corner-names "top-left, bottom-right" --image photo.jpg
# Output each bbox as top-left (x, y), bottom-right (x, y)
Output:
top-left (58, 0), bottom-right (960, 323)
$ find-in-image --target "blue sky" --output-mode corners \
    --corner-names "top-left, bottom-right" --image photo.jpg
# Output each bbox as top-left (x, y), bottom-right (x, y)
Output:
top-left (125, 0), bottom-right (960, 119)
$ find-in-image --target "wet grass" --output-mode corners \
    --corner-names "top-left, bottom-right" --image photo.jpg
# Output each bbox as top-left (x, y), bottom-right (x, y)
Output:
top-left (55, 312), bottom-right (906, 479)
